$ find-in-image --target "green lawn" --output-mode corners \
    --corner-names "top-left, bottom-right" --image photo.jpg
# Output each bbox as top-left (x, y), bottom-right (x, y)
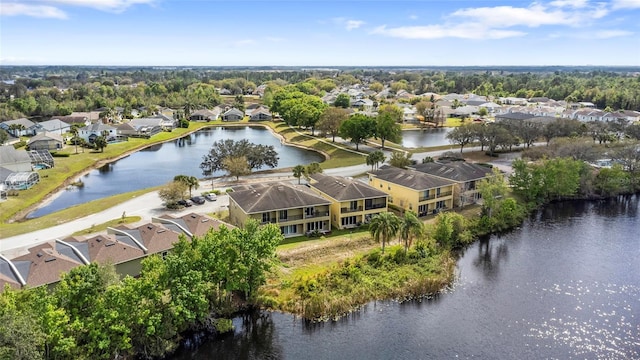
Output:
top-left (71, 216), bottom-right (142, 236)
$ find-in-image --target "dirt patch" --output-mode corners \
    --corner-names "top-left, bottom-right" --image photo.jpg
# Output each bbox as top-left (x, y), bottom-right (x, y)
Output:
top-left (278, 235), bottom-right (378, 268)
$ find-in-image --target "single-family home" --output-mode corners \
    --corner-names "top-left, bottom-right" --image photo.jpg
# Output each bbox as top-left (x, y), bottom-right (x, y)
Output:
top-left (27, 132), bottom-right (64, 151)
top-left (37, 119), bottom-right (71, 135)
top-left (117, 116), bottom-right (168, 138)
top-left (352, 98), bottom-right (374, 111)
top-left (228, 182), bottom-right (331, 237)
top-left (190, 108), bottom-right (222, 121)
top-left (222, 108), bottom-right (244, 121)
top-left (410, 161), bottom-right (494, 208)
top-left (309, 174), bottom-right (388, 229)
top-left (55, 115), bottom-right (91, 127)
top-left (249, 106), bottom-right (273, 121)
top-left (79, 123), bottom-right (119, 143)
top-left (495, 112), bottom-right (536, 122)
top-left (0, 145), bottom-right (32, 172)
top-left (368, 165), bottom-right (456, 217)
top-left (0, 118), bottom-right (41, 137)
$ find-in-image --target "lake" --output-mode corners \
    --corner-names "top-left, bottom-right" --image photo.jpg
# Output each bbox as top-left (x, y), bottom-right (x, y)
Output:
top-left (401, 128), bottom-right (453, 148)
top-left (171, 196), bottom-right (640, 359)
top-left (28, 127), bottom-right (323, 218)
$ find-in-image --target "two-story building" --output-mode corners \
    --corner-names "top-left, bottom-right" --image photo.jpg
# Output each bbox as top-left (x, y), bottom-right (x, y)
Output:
top-left (410, 161), bottom-right (494, 208)
top-left (309, 174), bottom-right (388, 229)
top-left (228, 182), bottom-right (331, 237)
top-left (368, 165), bottom-right (456, 217)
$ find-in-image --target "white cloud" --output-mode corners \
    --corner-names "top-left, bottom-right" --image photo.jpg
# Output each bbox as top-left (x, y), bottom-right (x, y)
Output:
top-left (593, 29), bottom-right (634, 38)
top-left (371, 24), bottom-right (525, 40)
top-left (549, 0), bottom-right (589, 8)
top-left (0, 3), bottom-right (67, 19)
top-left (41, 0), bottom-right (155, 12)
top-left (611, 0), bottom-right (640, 9)
top-left (345, 19), bottom-right (365, 30)
top-left (409, 14), bottom-right (418, 20)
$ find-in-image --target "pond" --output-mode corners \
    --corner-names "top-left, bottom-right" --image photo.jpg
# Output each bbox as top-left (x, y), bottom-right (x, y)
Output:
top-left (170, 195), bottom-right (640, 359)
top-left (401, 127), bottom-right (453, 148)
top-left (28, 127), bottom-right (323, 218)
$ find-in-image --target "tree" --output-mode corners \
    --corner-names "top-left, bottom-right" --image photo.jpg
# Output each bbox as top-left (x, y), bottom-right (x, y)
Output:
top-left (173, 175), bottom-right (199, 197)
top-left (318, 107), bottom-right (348, 142)
top-left (222, 156), bottom-right (251, 181)
top-left (292, 164), bottom-right (306, 184)
top-left (200, 139), bottom-right (279, 175)
top-left (233, 95), bottom-right (245, 111)
top-left (93, 136), bottom-right (107, 152)
top-left (447, 124), bottom-right (475, 152)
top-left (305, 162), bottom-right (323, 180)
top-left (369, 212), bottom-right (401, 253)
top-left (338, 114), bottom-right (376, 150)
top-left (158, 180), bottom-right (188, 207)
top-left (477, 167), bottom-right (508, 218)
top-left (388, 151), bottom-right (413, 169)
top-left (378, 104), bottom-right (403, 123)
top-left (366, 150), bottom-right (385, 171)
top-left (334, 93), bottom-right (350, 108)
top-left (0, 129), bottom-right (8, 145)
top-left (478, 107), bottom-right (489, 117)
top-left (375, 112), bottom-right (402, 149)
top-left (399, 211), bottom-right (422, 253)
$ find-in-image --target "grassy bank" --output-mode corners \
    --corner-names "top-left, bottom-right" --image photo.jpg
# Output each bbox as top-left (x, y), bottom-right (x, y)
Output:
top-left (259, 233), bottom-right (456, 321)
top-left (0, 186), bottom-right (160, 238)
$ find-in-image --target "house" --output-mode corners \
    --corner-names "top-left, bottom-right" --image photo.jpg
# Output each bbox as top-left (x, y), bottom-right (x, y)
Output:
top-left (55, 115), bottom-right (91, 127)
top-left (117, 116), bottom-right (168, 138)
top-left (222, 108), bottom-right (244, 121)
top-left (27, 132), bottom-right (64, 151)
top-left (8, 242), bottom-right (85, 289)
top-left (0, 254), bottom-right (26, 289)
top-left (153, 212), bottom-right (234, 238)
top-left (228, 182), bottom-right (331, 237)
top-left (309, 174), bottom-right (388, 229)
top-left (79, 123), bottom-right (119, 143)
top-left (0, 118), bottom-right (41, 137)
top-left (107, 222), bottom-right (182, 257)
top-left (352, 98), bottom-right (374, 111)
top-left (190, 108), bottom-right (221, 121)
top-left (249, 106), bottom-right (273, 121)
top-left (0, 145), bottom-right (32, 172)
top-left (410, 161), bottom-right (494, 207)
top-left (37, 119), bottom-right (71, 135)
top-left (368, 165), bottom-right (456, 217)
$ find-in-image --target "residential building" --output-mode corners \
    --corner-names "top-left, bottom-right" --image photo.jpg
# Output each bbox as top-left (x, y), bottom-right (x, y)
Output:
top-left (153, 212), bottom-right (234, 238)
top-left (38, 119), bottom-right (71, 135)
top-left (368, 165), bottom-right (456, 217)
top-left (249, 106), bottom-right (273, 121)
top-left (495, 112), bottom-right (536, 122)
top-left (0, 145), bottom-right (32, 172)
top-left (228, 182), bottom-right (331, 237)
top-left (79, 123), bottom-right (118, 143)
top-left (27, 132), bottom-right (64, 151)
top-left (309, 174), bottom-right (388, 229)
top-left (222, 108), bottom-right (244, 121)
top-left (190, 108), bottom-right (221, 121)
top-left (410, 161), bottom-right (494, 207)
top-left (0, 118), bottom-right (41, 137)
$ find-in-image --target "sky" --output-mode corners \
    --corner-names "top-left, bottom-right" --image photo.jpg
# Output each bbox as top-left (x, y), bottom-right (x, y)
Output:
top-left (1, 0), bottom-right (639, 66)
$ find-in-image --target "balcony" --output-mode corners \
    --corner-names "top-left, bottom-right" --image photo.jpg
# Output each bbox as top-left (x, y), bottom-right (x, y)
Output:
top-left (279, 214), bottom-right (303, 222)
top-left (305, 211), bottom-right (329, 218)
top-left (341, 206), bottom-right (363, 214)
top-left (419, 194), bottom-right (436, 202)
top-left (437, 191), bottom-right (453, 198)
top-left (365, 203), bottom-right (386, 210)
top-left (260, 219), bottom-right (277, 225)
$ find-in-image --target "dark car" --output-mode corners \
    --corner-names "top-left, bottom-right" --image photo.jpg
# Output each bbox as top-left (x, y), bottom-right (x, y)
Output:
top-left (177, 199), bottom-right (192, 207)
top-left (190, 196), bottom-right (206, 205)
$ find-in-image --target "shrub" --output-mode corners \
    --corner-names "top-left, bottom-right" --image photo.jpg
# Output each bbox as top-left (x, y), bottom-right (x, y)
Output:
top-left (213, 318), bottom-right (234, 334)
top-left (13, 140), bottom-right (26, 149)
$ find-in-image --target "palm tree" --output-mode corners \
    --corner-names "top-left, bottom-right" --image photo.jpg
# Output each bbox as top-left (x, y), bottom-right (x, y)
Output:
top-left (70, 125), bottom-right (80, 154)
top-left (369, 212), bottom-right (401, 254)
top-left (366, 150), bottom-right (385, 171)
top-left (94, 136), bottom-right (107, 153)
top-left (174, 175), bottom-right (199, 197)
top-left (400, 211), bottom-right (423, 253)
top-left (292, 165), bottom-right (306, 184)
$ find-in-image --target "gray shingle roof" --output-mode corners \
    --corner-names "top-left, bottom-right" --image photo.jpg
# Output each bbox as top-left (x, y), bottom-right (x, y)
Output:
top-left (229, 182), bottom-right (330, 214)
top-left (370, 165), bottom-right (455, 190)
top-left (0, 146), bottom-right (32, 166)
top-left (411, 162), bottom-right (493, 182)
top-left (495, 112), bottom-right (535, 121)
top-left (311, 175), bottom-right (387, 201)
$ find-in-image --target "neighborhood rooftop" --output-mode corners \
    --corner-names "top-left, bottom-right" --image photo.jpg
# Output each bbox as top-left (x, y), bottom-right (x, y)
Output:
top-left (229, 182), bottom-right (330, 214)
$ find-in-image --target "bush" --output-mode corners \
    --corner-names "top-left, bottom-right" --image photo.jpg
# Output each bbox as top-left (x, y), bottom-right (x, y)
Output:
top-left (51, 152), bottom-right (70, 157)
top-left (225, 188), bottom-right (233, 193)
top-left (13, 140), bottom-right (26, 149)
top-left (213, 318), bottom-right (234, 334)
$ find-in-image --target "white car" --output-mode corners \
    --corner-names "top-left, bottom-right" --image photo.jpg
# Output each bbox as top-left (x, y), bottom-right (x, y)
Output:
top-left (204, 193), bottom-right (217, 201)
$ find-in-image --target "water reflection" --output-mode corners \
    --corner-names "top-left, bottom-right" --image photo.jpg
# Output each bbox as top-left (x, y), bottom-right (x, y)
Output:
top-left (473, 235), bottom-right (509, 279)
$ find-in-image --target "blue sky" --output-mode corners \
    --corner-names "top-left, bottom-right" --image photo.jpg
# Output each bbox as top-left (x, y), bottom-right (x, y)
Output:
top-left (1, 0), bottom-right (639, 66)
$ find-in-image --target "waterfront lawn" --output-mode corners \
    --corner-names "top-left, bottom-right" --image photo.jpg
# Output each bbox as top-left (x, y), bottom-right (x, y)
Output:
top-left (0, 186), bottom-right (160, 238)
top-left (265, 122), bottom-right (366, 169)
top-left (0, 124), bottom-right (210, 223)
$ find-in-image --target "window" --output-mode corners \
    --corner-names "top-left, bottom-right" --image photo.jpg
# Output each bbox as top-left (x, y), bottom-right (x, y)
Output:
top-left (262, 213), bottom-right (270, 223)
top-left (350, 201), bottom-right (358, 210)
top-left (279, 210), bottom-right (288, 220)
top-left (341, 216), bottom-right (357, 226)
top-left (418, 204), bottom-right (428, 216)
top-left (305, 207), bottom-right (314, 216)
top-left (280, 225), bottom-right (298, 235)
top-left (436, 188), bottom-right (441, 196)
top-left (307, 221), bottom-right (326, 231)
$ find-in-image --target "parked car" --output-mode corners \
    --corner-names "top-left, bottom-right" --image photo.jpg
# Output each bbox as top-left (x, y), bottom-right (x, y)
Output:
top-left (190, 196), bottom-right (206, 205)
top-left (204, 193), bottom-right (217, 201)
top-left (177, 199), bottom-right (192, 207)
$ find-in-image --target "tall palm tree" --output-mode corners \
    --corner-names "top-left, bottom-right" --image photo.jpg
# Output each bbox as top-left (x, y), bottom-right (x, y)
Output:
top-left (292, 165), bottom-right (306, 184)
top-left (400, 211), bottom-right (423, 253)
top-left (369, 212), bottom-right (401, 254)
top-left (70, 124), bottom-right (80, 154)
top-left (174, 175), bottom-right (199, 197)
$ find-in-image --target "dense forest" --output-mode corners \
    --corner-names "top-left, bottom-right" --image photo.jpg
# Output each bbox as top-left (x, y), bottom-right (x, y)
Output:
top-left (1, 66), bottom-right (639, 122)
